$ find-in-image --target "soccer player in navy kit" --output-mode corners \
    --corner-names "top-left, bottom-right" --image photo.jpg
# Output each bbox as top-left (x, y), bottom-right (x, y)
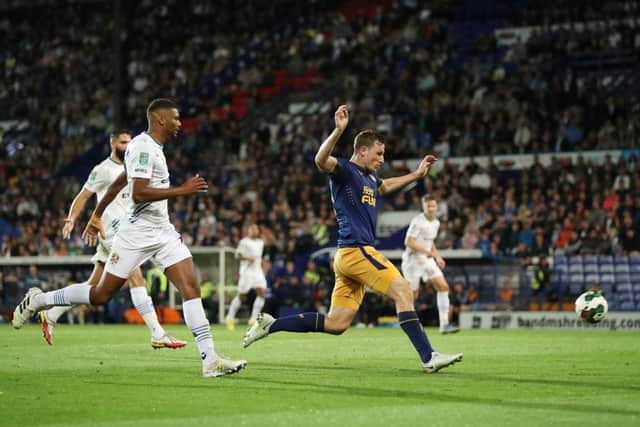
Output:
top-left (244, 105), bottom-right (462, 373)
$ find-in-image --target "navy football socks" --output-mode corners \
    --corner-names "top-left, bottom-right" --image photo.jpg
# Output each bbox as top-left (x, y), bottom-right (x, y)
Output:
top-left (398, 311), bottom-right (434, 363)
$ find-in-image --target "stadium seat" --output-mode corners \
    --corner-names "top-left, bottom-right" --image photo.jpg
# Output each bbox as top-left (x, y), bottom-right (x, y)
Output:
top-left (615, 273), bottom-right (631, 283)
top-left (616, 282), bottom-right (633, 294)
top-left (568, 264), bottom-right (584, 273)
top-left (553, 264), bottom-right (568, 274)
top-left (600, 283), bottom-right (614, 295)
top-left (568, 256), bottom-right (583, 265)
top-left (599, 263), bottom-right (614, 274)
top-left (599, 255), bottom-right (613, 264)
top-left (599, 273), bottom-right (614, 285)
top-left (553, 255), bottom-right (568, 265)
top-left (584, 273), bottom-right (599, 287)
top-left (583, 263), bottom-right (598, 273)
top-left (619, 301), bottom-right (635, 311)
top-left (614, 255), bottom-right (629, 264)
top-left (630, 264), bottom-right (640, 274)
top-left (584, 255), bottom-right (598, 264)
top-left (615, 264), bottom-right (630, 273)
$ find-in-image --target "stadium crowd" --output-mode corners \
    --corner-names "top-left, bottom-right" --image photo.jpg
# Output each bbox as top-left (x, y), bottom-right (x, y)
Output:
top-left (1, 0), bottom-right (639, 321)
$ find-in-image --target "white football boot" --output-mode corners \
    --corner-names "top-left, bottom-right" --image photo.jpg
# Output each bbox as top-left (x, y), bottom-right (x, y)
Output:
top-left (423, 352), bottom-right (463, 373)
top-left (243, 312), bottom-right (275, 348)
top-left (12, 288), bottom-right (44, 329)
top-left (203, 357), bottom-right (248, 377)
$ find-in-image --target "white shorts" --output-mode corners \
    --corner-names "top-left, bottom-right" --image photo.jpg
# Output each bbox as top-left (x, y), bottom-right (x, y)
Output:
top-left (90, 231), bottom-right (115, 264)
top-left (105, 223), bottom-right (191, 279)
top-left (237, 272), bottom-right (267, 294)
top-left (401, 257), bottom-right (443, 291)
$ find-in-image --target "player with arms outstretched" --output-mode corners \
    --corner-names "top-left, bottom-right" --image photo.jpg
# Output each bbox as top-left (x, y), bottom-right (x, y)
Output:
top-left (40, 129), bottom-right (186, 349)
top-left (13, 99), bottom-right (246, 377)
top-left (244, 105), bottom-right (462, 373)
top-left (225, 224), bottom-right (267, 330)
top-left (402, 194), bottom-right (460, 333)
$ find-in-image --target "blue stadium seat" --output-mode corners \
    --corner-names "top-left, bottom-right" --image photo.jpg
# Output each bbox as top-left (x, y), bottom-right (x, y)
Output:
top-left (584, 273), bottom-right (599, 286)
top-left (616, 282), bottom-right (633, 293)
top-left (569, 283), bottom-right (584, 296)
top-left (584, 255), bottom-right (598, 264)
top-left (599, 273), bottom-right (614, 285)
top-left (569, 264), bottom-right (584, 273)
top-left (553, 264), bottom-right (568, 275)
top-left (614, 255), bottom-right (629, 264)
top-left (554, 255), bottom-right (568, 265)
top-left (633, 283), bottom-right (640, 293)
top-left (615, 273), bottom-right (631, 283)
top-left (568, 256), bottom-right (583, 265)
top-left (615, 264), bottom-right (630, 273)
top-left (619, 301), bottom-right (635, 311)
top-left (630, 274), bottom-right (640, 285)
top-left (599, 263), bottom-right (614, 274)
top-left (630, 264), bottom-right (640, 274)
top-left (599, 255), bottom-right (613, 264)
top-left (600, 283), bottom-right (614, 295)
top-left (583, 263), bottom-right (598, 273)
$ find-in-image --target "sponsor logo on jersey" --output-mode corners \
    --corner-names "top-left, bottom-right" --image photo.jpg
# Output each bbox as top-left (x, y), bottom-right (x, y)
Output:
top-left (139, 152), bottom-right (149, 165)
top-left (361, 185), bottom-right (376, 206)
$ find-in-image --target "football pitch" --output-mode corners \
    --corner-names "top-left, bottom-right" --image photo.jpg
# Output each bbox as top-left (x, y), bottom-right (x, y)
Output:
top-left (1, 324), bottom-right (638, 427)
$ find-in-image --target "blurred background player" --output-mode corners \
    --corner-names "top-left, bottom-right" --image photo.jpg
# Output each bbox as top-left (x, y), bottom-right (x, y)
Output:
top-left (225, 223), bottom-right (267, 330)
top-left (41, 129), bottom-right (186, 348)
top-left (402, 194), bottom-right (460, 334)
top-left (244, 105), bottom-right (462, 373)
top-left (13, 99), bottom-right (246, 377)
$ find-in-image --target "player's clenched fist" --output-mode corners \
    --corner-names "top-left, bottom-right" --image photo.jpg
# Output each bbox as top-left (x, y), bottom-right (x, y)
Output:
top-left (181, 174), bottom-right (208, 195)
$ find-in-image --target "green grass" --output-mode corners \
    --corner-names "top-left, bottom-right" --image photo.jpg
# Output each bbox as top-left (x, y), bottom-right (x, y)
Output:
top-left (1, 323), bottom-right (639, 427)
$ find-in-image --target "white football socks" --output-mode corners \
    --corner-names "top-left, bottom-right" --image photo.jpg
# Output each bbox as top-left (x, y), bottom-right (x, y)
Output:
top-left (130, 286), bottom-right (165, 340)
top-left (182, 298), bottom-right (217, 365)
top-left (226, 295), bottom-right (242, 321)
top-left (34, 282), bottom-right (91, 309)
top-left (250, 296), bottom-right (265, 322)
top-left (437, 291), bottom-right (450, 329)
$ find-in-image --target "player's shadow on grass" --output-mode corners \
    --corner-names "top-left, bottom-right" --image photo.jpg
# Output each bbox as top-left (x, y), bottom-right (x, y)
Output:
top-left (234, 376), bottom-right (640, 417)
top-left (445, 371), bottom-right (640, 393)
top-left (258, 361), bottom-right (640, 393)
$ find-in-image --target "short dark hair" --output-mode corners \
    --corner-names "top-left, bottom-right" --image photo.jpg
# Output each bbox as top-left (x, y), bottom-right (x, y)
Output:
top-left (146, 98), bottom-right (178, 116)
top-left (422, 194), bottom-right (437, 203)
top-left (110, 128), bottom-right (131, 139)
top-left (353, 129), bottom-right (383, 152)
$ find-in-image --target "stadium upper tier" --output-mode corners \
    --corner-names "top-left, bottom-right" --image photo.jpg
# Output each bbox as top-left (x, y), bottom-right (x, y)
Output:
top-left (0, 0), bottom-right (638, 260)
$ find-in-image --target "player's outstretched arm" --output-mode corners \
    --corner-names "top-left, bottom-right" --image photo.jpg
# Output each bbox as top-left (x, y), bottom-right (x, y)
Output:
top-left (314, 105), bottom-right (349, 173)
top-left (61, 188), bottom-right (95, 239)
top-left (378, 154), bottom-right (437, 196)
top-left (131, 174), bottom-right (207, 204)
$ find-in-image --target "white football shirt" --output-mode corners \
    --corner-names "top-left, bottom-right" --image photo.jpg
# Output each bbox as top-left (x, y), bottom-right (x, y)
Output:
top-left (236, 237), bottom-right (264, 275)
top-left (83, 157), bottom-right (130, 235)
top-left (402, 213), bottom-right (440, 260)
top-left (124, 132), bottom-right (170, 227)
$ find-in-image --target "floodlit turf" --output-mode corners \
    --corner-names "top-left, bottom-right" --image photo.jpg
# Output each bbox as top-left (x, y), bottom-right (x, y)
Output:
top-left (1, 323), bottom-right (639, 427)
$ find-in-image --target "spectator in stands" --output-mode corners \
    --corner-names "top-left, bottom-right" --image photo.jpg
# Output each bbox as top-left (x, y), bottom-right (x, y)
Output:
top-left (531, 257), bottom-right (551, 310)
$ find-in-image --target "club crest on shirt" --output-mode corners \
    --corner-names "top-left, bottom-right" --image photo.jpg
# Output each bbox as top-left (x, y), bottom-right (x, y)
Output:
top-left (110, 252), bottom-right (120, 264)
